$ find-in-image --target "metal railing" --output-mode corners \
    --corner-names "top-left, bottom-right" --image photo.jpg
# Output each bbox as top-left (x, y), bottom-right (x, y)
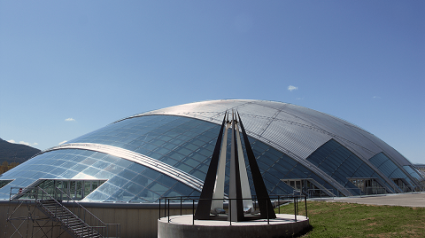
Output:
top-left (158, 195), bottom-right (308, 226)
top-left (10, 186), bottom-right (121, 238)
top-left (363, 186), bottom-right (387, 195)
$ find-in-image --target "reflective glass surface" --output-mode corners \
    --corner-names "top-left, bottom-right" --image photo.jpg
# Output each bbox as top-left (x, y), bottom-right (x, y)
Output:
top-left (0, 180), bottom-right (13, 189)
top-left (0, 149), bottom-right (198, 202)
top-left (69, 116), bottom-right (218, 182)
top-left (1, 115), bottom-right (392, 201)
top-left (70, 115), bottom-right (336, 196)
top-left (403, 165), bottom-right (424, 181)
top-left (306, 139), bottom-right (394, 195)
top-left (369, 153), bottom-right (416, 189)
top-left (246, 139), bottom-right (337, 196)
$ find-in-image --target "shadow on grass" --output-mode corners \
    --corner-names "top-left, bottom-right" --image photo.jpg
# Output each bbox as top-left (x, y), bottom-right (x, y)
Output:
top-left (294, 224), bottom-right (313, 237)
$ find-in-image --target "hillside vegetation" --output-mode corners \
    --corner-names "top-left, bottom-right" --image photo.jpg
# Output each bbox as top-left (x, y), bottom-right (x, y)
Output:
top-left (0, 138), bottom-right (40, 174)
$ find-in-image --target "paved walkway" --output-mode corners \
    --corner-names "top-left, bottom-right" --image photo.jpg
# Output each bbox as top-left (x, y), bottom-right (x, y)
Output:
top-left (326, 192), bottom-right (425, 207)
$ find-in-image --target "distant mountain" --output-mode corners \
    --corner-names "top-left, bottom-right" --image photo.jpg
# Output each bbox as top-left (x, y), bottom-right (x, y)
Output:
top-left (0, 138), bottom-right (41, 163)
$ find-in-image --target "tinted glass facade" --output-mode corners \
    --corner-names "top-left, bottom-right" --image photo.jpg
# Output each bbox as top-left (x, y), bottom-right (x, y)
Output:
top-left (306, 140), bottom-right (395, 195)
top-left (404, 165), bottom-right (423, 181)
top-left (369, 153), bottom-right (416, 190)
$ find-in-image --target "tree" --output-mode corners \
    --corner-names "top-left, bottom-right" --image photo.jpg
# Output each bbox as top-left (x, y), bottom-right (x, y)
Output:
top-left (0, 161), bottom-right (8, 174)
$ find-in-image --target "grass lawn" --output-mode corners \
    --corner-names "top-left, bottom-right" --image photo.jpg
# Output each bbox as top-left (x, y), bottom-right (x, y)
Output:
top-left (276, 200), bottom-right (425, 238)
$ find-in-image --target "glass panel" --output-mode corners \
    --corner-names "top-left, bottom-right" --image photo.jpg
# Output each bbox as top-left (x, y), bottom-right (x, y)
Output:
top-left (370, 153), bottom-right (415, 189)
top-left (3, 115), bottom-right (396, 202)
top-left (306, 139), bottom-right (392, 194)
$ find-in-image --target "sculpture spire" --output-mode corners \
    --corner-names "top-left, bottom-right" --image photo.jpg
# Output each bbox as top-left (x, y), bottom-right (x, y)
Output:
top-left (195, 111), bottom-right (276, 221)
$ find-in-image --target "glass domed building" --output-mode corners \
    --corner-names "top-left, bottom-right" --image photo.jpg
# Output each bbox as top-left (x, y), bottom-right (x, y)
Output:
top-left (0, 99), bottom-right (423, 202)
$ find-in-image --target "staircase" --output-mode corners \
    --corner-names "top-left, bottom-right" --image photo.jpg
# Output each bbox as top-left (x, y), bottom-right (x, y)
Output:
top-left (37, 199), bottom-right (102, 238)
top-left (10, 186), bottom-right (120, 238)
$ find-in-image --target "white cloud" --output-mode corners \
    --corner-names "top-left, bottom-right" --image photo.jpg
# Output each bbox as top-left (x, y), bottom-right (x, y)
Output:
top-left (65, 118), bottom-right (75, 122)
top-left (8, 139), bottom-right (38, 147)
top-left (19, 141), bottom-right (30, 146)
top-left (59, 140), bottom-right (68, 145)
top-left (7, 139), bottom-right (37, 147)
top-left (288, 85), bottom-right (298, 92)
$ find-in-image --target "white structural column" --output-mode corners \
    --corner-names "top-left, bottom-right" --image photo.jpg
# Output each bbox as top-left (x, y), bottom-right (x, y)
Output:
top-left (235, 123), bottom-right (253, 211)
top-left (211, 122), bottom-right (230, 211)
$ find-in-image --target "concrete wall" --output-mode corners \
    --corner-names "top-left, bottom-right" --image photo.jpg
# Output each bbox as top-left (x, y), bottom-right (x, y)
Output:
top-left (158, 216), bottom-right (310, 238)
top-left (1, 201), bottom-right (195, 238)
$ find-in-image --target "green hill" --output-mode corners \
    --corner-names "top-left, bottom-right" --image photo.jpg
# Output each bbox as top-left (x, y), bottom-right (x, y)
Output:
top-left (0, 138), bottom-right (41, 163)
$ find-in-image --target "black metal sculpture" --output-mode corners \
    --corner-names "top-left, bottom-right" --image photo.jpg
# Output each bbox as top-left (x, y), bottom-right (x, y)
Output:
top-left (194, 111), bottom-right (276, 221)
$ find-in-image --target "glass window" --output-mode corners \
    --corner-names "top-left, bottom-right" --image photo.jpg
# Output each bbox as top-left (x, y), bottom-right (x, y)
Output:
top-left (159, 157), bottom-right (178, 166)
top-left (175, 163), bottom-right (193, 173)
top-left (369, 153), bottom-right (415, 188)
top-left (5, 115), bottom-right (397, 202)
top-left (148, 182), bottom-right (169, 195)
top-left (132, 175), bottom-right (154, 187)
top-left (117, 169), bottom-right (137, 181)
top-left (306, 139), bottom-right (393, 193)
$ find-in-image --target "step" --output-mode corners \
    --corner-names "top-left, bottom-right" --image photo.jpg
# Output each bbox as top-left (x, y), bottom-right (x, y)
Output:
top-left (44, 208), bottom-right (61, 211)
top-left (81, 235), bottom-right (102, 238)
top-left (56, 214), bottom-right (76, 218)
top-left (42, 203), bottom-right (59, 206)
top-left (43, 206), bottom-right (62, 211)
top-left (60, 218), bottom-right (81, 224)
top-left (80, 232), bottom-right (101, 238)
top-left (69, 226), bottom-right (102, 237)
top-left (67, 223), bottom-right (85, 228)
top-left (65, 218), bottom-right (82, 222)
top-left (41, 202), bottom-right (58, 205)
top-left (42, 205), bottom-right (60, 209)
top-left (57, 216), bottom-right (76, 221)
top-left (69, 227), bottom-right (86, 232)
top-left (79, 231), bottom-right (101, 237)
top-left (55, 210), bottom-right (71, 214)
top-left (68, 222), bottom-right (85, 227)
top-left (53, 212), bottom-right (73, 217)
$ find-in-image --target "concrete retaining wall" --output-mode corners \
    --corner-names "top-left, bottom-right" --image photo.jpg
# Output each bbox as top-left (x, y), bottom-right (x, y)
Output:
top-left (158, 215), bottom-right (310, 238)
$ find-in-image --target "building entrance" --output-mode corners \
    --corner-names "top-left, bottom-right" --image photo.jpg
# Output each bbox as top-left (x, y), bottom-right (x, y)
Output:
top-left (348, 178), bottom-right (386, 195)
top-left (281, 178), bottom-right (335, 197)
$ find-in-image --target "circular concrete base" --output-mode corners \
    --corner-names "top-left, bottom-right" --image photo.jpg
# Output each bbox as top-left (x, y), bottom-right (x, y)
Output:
top-left (158, 214), bottom-right (309, 238)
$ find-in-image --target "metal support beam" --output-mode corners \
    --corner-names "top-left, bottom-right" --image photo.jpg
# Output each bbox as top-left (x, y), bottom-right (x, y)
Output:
top-left (211, 122), bottom-right (230, 211)
top-left (228, 112), bottom-right (244, 222)
top-left (237, 112), bottom-right (276, 219)
top-left (194, 111), bottom-right (276, 221)
top-left (194, 113), bottom-right (228, 220)
top-left (235, 122), bottom-right (253, 211)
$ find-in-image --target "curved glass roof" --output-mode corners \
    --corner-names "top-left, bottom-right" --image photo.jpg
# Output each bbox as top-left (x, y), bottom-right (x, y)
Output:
top-left (0, 149), bottom-right (199, 202)
top-left (139, 99), bottom-right (413, 167)
top-left (1, 100), bottom-right (422, 201)
top-left (0, 115), bottom-right (337, 201)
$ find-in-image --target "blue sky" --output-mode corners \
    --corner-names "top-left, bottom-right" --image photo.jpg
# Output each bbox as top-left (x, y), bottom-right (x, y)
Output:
top-left (0, 1), bottom-right (424, 163)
